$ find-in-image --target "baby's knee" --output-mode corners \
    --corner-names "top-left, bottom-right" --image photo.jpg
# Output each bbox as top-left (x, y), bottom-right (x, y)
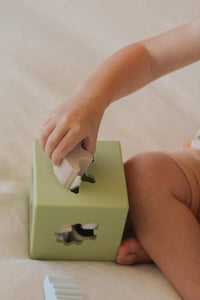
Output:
top-left (124, 151), bottom-right (169, 190)
top-left (124, 151), bottom-right (191, 207)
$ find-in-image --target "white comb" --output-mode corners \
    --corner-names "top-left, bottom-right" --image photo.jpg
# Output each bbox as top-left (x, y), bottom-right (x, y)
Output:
top-left (53, 143), bottom-right (93, 189)
top-left (44, 275), bottom-right (83, 300)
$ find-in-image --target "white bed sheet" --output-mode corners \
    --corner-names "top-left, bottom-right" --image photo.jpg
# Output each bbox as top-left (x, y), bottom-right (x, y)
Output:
top-left (0, 0), bottom-right (199, 299)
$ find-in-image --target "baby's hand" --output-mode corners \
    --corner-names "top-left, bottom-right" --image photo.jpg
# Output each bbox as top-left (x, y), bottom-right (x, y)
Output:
top-left (40, 89), bottom-right (105, 166)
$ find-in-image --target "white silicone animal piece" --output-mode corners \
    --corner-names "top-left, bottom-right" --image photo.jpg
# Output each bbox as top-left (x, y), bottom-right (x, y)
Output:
top-left (53, 143), bottom-right (93, 189)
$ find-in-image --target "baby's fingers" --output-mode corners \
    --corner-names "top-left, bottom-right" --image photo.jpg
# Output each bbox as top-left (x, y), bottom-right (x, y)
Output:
top-left (40, 121), bottom-right (56, 152)
top-left (44, 123), bottom-right (69, 159)
top-left (51, 129), bottom-right (84, 166)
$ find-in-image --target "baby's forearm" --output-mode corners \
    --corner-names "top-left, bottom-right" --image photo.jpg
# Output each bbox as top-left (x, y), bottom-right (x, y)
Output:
top-left (78, 43), bottom-right (154, 109)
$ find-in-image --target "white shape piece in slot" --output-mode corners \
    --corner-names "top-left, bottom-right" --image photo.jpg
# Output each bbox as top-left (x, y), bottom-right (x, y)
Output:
top-left (56, 225), bottom-right (72, 234)
top-left (81, 223), bottom-right (99, 230)
top-left (53, 143), bottom-right (93, 189)
top-left (71, 227), bottom-right (84, 242)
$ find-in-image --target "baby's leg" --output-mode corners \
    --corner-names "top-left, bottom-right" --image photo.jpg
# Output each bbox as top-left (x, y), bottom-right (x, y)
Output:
top-left (118, 151), bottom-right (200, 299)
top-left (117, 212), bottom-right (152, 265)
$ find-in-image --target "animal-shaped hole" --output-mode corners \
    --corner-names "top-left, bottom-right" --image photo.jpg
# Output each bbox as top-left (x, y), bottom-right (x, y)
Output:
top-left (70, 172), bottom-right (95, 194)
top-left (55, 223), bottom-right (99, 244)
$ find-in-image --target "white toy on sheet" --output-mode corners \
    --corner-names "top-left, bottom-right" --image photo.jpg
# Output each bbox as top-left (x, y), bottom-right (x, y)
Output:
top-left (44, 275), bottom-right (83, 300)
top-left (53, 143), bottom-right (93, 189)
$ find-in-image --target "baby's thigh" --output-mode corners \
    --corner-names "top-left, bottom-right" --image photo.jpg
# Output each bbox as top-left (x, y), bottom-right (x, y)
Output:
top-left (124, 151), bottom-right (192, 209)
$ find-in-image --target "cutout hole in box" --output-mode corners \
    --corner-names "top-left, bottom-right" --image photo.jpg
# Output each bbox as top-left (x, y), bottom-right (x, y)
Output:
top-left (70, 172), bottom-right (96, 194)
top-left (55, 223), bottom-right (99, 244)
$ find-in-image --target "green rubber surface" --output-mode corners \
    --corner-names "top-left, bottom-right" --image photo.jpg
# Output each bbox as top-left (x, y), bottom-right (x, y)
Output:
top-left (29, 140), bottom-right (128, 260)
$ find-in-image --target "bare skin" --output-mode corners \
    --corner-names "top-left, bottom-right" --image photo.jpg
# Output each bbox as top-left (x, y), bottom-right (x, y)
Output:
top-left (40, 17), bottom-right (200, 299)
top-left (117, 151), bottom-right (200, 299)
top-left (117, 235), bottom-right (152, 265)
top-left (40, 18), bottom-right (200, 166)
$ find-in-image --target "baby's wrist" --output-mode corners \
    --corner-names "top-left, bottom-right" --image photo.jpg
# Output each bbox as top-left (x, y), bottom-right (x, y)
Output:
top-left (74, 81), bottom-right (111, 112)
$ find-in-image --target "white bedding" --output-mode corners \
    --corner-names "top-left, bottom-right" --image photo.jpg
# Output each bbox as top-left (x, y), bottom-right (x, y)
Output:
top-left (0, 1), bottom-right (199, 299)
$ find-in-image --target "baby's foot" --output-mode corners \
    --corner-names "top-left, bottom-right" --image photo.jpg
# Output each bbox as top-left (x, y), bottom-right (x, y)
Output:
top-left (116, 237), bottom-right (152, 265)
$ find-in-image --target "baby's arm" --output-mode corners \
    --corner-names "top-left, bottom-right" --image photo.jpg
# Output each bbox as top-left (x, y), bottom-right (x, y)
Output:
top-left (142, 16), bottom-right (200, 78)
top-left (40, 17), bottom-right (200, 165)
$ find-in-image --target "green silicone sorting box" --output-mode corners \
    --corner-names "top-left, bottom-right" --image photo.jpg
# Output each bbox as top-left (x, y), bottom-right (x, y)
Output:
top-left (29, 140), bottom-right (128, 260)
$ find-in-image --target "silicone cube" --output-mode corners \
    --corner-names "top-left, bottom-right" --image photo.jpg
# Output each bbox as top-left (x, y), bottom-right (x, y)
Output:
top-left (29, 140), bottom-right (128, 260)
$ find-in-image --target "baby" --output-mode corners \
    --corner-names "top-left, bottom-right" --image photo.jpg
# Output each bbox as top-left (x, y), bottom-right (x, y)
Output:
top-left (40, 17), bottom-right (200, 299)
